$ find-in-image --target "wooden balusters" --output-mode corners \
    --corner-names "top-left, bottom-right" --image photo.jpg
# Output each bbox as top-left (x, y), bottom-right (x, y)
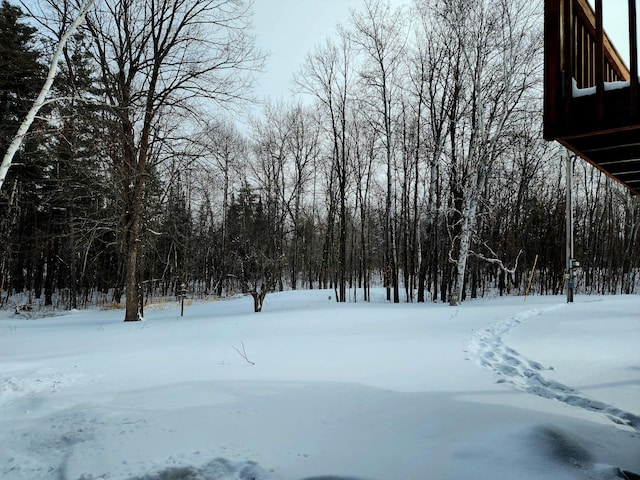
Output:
top-left (595, 0), bottom-right (604, 120)
top-left (630, 0), bottom-right (638, 116)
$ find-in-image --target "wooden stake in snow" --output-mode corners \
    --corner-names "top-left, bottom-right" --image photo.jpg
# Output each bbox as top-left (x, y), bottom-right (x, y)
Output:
top-left (0, 0), bottom-right (95, 192)
top-left (524, 254), bottom-right (539, 302)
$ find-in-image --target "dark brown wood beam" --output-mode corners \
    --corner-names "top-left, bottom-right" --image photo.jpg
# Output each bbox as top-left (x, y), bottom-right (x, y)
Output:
top-left (595, 0), bottom-right (605, 121)
top-left (630, 0), bottom-right (638, 117)
top-left (563, 0), bottom-right (573, 129)
top-left (544, 0), bottom-right (562, 140)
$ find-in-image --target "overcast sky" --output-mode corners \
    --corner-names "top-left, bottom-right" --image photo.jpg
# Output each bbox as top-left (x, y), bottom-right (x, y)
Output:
top-left (587, 0), bottom-right (637, 67)
top-left (18, 0), bottom-right (637, 102)
top-left (251, 0), bottom-right (408, 102)
top-left (251, 0), bottom-right (637, 102)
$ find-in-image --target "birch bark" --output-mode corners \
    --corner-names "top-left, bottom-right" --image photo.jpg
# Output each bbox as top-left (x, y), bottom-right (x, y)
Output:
top-left (0, 0), bottom-right (94, 192)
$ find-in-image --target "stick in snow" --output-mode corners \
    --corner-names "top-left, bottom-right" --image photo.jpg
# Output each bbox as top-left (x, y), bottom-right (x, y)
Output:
top-left (233, 341), bottom-right (255, 365)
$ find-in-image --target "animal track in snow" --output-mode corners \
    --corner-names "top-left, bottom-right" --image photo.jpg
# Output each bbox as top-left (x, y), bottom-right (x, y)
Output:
top-left (468, 305), bottom-right (640, 432)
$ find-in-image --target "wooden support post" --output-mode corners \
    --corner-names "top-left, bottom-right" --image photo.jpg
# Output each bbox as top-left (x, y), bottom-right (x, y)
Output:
top-left (562, 0), bottom-right (573, 128)
top-left (565, 156), bottom-right (574, 303)
top-left (630, 0), bottom-right (638, 117)
top-left (595, 0), bottom-right (605, 122)
top-left (544, 0), bottom-right (562, 139)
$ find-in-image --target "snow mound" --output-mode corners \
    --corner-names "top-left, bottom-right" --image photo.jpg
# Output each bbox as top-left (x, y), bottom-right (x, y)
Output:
top-left (468, 305), bottom-right (640, 431)
top-left (127, 458), bottom-right (272, 480)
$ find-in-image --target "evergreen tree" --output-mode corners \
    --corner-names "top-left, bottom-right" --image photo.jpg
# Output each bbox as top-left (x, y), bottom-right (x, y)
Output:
top-left (47, 32), bottom-right (116, 308)
top-left (0, 1), bottom-right (43, 144)
top-left (0, 1), bottom-right (47, 300)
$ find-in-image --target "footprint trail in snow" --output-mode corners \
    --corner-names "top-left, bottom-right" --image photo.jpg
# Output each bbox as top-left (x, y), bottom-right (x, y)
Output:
top-left (468, 304), bottom-right (640, 432)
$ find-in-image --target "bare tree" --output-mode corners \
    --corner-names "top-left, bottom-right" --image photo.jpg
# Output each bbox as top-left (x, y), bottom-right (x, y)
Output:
top-left (57, 0), bottom-right (265, 321)
top-left (349, 104), bottom-right (378, 302)
top-left (347, 0), bottom-right (407, 303)
top-left (194, 117), bottom-right (246, 295)
top-left (295, 34), bottom-right (354, 302)
top-left (409, 0), bottom-right (458, 303)
top-left (282, 104), bottom-right (320, 290)
top-left (434, 0), bottom-right (541, 306)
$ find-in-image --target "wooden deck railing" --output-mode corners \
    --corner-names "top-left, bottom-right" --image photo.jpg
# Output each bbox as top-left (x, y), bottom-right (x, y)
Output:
top-left (544, 0), bottom-right (640, 197)
top-left (545, 0), bottom-right (639, 138)
top-left (570, 0), bottom-right (629, 88)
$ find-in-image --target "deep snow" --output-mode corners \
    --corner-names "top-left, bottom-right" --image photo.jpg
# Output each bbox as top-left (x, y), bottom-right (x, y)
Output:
top-left (0, 290), bottom-right (638, 480)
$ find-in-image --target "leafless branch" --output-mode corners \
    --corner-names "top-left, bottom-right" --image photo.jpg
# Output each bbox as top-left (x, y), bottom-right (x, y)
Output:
top-left (233, 341), bottom-right (255, 365)
top-left (470, 243), bottom-right (523, 274)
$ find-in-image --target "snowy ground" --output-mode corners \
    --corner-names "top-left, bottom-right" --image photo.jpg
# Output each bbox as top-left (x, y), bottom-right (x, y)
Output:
top-left (0, 290), bottom-right (638, 480)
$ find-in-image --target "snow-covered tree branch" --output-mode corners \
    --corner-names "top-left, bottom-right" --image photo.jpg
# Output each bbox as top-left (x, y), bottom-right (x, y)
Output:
top-left (470, 243), bottom-right (524, 274)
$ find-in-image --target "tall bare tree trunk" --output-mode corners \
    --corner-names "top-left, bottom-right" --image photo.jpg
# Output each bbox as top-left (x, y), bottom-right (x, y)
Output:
top-left (450, 168), bottom-right (482, 306)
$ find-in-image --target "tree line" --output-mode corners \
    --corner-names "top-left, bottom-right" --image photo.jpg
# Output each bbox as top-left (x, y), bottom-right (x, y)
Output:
top-left (0, 0), bottom-right (638, 318)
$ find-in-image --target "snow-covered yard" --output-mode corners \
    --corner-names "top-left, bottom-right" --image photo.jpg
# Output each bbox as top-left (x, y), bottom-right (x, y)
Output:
top-left (0, 290), bottom-right (638, 479)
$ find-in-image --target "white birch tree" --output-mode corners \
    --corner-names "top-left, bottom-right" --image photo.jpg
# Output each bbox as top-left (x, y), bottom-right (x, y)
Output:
top-left (438, 0), bottom-right (541, 306)
top-left (0, 0), bottom-right (94, 192)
